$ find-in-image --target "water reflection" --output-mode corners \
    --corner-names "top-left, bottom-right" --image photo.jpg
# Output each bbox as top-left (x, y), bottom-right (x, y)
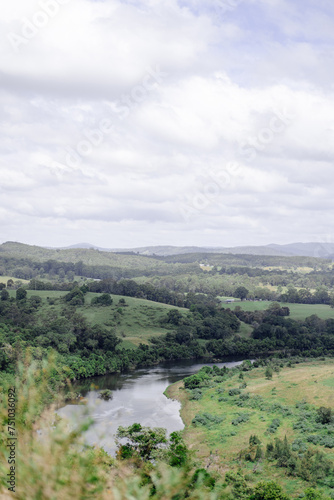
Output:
top-left (57, 359), bottom-right (243, 454)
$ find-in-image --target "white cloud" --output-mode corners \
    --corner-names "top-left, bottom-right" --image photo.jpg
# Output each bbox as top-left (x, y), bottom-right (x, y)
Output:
top-left (0, 0), bottom-right (334, 247)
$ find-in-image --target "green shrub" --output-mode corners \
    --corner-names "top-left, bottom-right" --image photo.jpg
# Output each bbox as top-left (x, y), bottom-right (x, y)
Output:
top-left (229, 388), bottom-right (241, 396)
top-left (267, 418), bottom-right (281, 433)
top-left (192, 412), bottom-right (225, 427)
top-left (291, 439), bottom-right (308, 453)
top-left (189, 389), bottom-right (203, 401)
top-left (91, 293), bottom-right (113, 306)
top-left (316, 407), bottom-right (332, 425)
top-left (98, 389), bottom-right (113, 401)
top-left (249, 480), bottom-right (289, 500)
top-left (307, 435), bottom-right (334, 448)
top-left (232, 413), bottom-right (250, 426)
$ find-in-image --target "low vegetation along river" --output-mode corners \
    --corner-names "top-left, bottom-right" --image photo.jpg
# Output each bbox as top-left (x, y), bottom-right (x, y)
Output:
top-left (58, 359), bottom-right (243, 454)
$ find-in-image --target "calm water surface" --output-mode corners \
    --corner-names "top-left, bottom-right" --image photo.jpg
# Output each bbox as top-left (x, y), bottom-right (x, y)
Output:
top-left (57, 359), bottom-right (244, 454)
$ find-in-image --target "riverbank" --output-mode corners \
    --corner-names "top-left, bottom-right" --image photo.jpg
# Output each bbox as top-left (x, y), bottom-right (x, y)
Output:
top-left (165, 358), bottom-right (334, 498)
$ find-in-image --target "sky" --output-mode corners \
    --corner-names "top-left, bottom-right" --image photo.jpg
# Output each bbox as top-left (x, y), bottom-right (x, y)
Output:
top-left (1, 0), bottom-right (334, 249)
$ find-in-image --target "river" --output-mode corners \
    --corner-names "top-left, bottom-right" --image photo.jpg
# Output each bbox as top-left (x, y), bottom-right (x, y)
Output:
top-left (57, 358), bottom-right (244, 454)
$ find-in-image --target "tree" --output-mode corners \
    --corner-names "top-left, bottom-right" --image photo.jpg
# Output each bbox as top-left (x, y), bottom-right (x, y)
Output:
top-left (266, 302), bottom-right (289, 317)
top-left (249, 481), bottom-right (289, 500)
top-left (64, 287), bottom-right (84, 306)
top-left (16, 288), bottom-right (27, 301)
top-left (316, 406), bottom-right (332, 425)
top-left (91, 293), bottom-right (112, 306)
top-left (166, 309), bottom-right (183, 325)
top-left (0, 283), bottom-right (6, 290)
top-left (175, 325), bottom-right (192, 345)
top-left (0, 289), bottom-right (9, 301)
top-left (234, 286), bottom-right (249, 300)
top-left (90, 325), bottom-right (120, 351)
top-left (58, 268), bottom-right (65, 280)
top-left (29, 295), bottom-right (42, 308)
top-left (304, 487), bottom-right (326, 500)
top-left (66, 270), bottom-right (75, 281)
top-left (265, 366), bottom-right (273, 380)
top-left (116, 423), bottom-right (167, 460)
top-left (168, 431), bottom-right (189, 467)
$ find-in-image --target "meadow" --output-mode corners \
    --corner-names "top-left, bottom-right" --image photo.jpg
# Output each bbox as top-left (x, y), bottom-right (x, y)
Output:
top-left (221, 300), bottom-right (334, 321)
top-left (0, 275), bottom-right (29, 285)
top-left (166, 359), bottom-right (334, 498)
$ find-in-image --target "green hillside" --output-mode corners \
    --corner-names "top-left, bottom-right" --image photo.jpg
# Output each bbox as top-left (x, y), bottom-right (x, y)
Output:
top-left (8, 289), bottom-right (188, 349)
top-left (0, 241), bottom-right (168, 269)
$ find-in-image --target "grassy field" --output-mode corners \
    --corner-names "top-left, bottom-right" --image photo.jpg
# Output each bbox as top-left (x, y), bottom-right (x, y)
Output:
top-left (221, 300), bottom-right (334, 321)
top-left (0, 275), bottom-right (29, 285)
top-left (8, 289), bottom-right (188, 348)
top-left (166, 359), bottom-right (334, 498)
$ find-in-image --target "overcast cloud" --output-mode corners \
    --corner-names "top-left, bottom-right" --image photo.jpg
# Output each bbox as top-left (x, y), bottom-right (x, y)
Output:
top-left (1, 0), bottom-right (333, 248)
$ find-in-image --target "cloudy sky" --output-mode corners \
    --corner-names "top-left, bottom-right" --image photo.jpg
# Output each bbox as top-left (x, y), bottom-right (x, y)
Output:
top-left (1, 0), bottom-right (334, 248)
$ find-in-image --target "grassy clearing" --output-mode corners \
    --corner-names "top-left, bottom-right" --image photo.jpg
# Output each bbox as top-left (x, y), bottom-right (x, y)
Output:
top-left (221, 300), bottom-right (334, 320)
top-left (0, 275), bottom-right (29, 284)
top-left (238, 321), bottom-right (254, 338)
top-left (168, 359), bottom-right (334, 497)
top-left (79, 293), bottom-right (187, 347)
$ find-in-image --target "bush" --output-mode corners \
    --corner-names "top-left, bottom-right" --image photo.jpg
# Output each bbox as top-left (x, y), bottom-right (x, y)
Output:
top-left (168, 431), bottom-right (189, 468)
top-left (64, 287), bottom-right (85, 306)
top-left (190, 469), bottom-right (216, 490)
top-left (267, 418), bottom-right (281, 434)
top-left (184, 368), bottom-right (212, 390)
top-left (249, 480), bottom-right (289, 500)
top-left (291, 439), bottom-right (307, 453)
top-left (232, 413), bottom-right (250, 426)
top-left (229, 388), bottom-right (241, 396)
top-left (307, 435), bottom-right (334, 448)
top-left (189, 389), bottom-right (203, 401)
top-left (316, 407), bottom-right (332, 425)
top-left (91, 293), bottom-right (113, 306)
top-left (192, 412), bottom-right (225, 427)
top-left (16, 287), bottom-right (27, 301)
top-left (98, 389), bottom-right (113, 401)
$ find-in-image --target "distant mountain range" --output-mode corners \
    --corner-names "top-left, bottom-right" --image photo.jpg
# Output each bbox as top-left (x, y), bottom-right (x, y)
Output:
top-left (60, 242), bottom-right (334, 259)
